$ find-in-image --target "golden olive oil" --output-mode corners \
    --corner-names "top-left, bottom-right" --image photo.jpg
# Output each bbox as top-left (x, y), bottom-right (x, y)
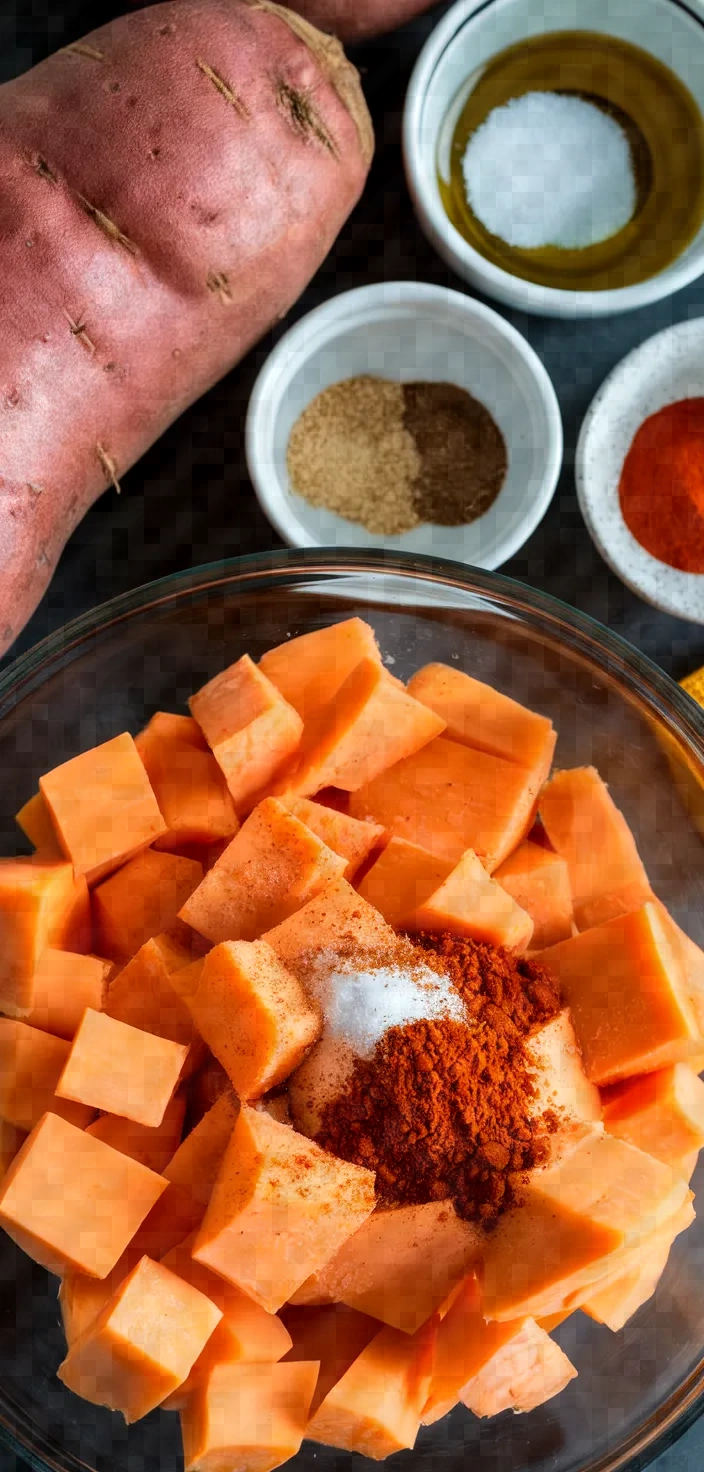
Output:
top-left (441, 31), bottom-right (704, 290)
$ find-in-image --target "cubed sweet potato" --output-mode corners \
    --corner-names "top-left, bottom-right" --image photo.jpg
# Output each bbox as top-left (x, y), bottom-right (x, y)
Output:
top-left (26, 949), bottom-right (114, 1039)
top-left (0, 1020), bottom-right (95, 1132)
top-left (259, 618), bottom-right (381, 719)
top-left (184, 939), bottom-right (321, 1100)
top-left (104, 933), bottom-right (206, 1077)
top-left (92, 848), bottom-right (203, 962)
top-left (0, 859), bottom-right (90, 1016)
top-left (190, 656), bottom-right (304, 814)
top-left (55, 1008), bottom-right (188, 1127)
top-left (539, 767), bottom-right (652, 931)
top-left (193, 1104), bottom-right (376, 1312)
top-left (407, 664), bottom-right (556, 775)
top-left (58, 1254), bottom-right (222, 1421)
top-left (180, 798), bottom-right (346, 944)
top-left (0, 1112), bottom-right (167, 1277)
top-left (306, 1318), bottom-right (436, 1459)
top-left (349, 736), bottom-right (543, 870)
top-left (180, 1359), bottom-right (320, 1472)
top-left (136, 712), bottom-right (239, 848)
top-left (290, 1200), bottom-right (485, 1333)
top-left (39, 735), bottom-right (167, 884)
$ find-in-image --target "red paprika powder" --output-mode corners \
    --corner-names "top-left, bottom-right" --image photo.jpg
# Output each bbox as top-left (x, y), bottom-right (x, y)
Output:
top-left (618, 398), bottom-right (704, 573)
top-left (316, 934), bottom-right (561, 1226)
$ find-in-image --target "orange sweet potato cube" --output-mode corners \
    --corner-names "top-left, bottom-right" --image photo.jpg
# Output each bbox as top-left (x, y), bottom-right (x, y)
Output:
top-left (85, 1088), bottom-right (186, 1173)
top-left (39, 734), bottom-right (168, 885)
top-left (180, 798), bottom-right (346, 944)
top-left (288, 1035), bottom-right (357, 1137)
top-left (357, 838), bottom-right (533, 948)
top-left (281, 1305), bottom-right (378, 1417)
top-left (263, 878), bottom-right (398, 981)
top-left (421, 1275), bottom-right (576, 1423)
top-left (539, 767), bottom-right (652, 931)
top-left (581, 1198), bottom-right (694, 1332)
top-left (356, 838), bottom-right (453, 928)
top-left (291, 1200), bottom-right (485, 1334)
top-left (93, 848), bottom-right (203, 963)
top-left (407, 664), bottom-right (556, 776)
top-left (259, 618), bottom-right (382, 720)
top-left (413, 849), bottom-right (533, 949)
top-left (180, 1359), bottom-right (320, 1472)
top-left (0, 859), bottom-right (90, 1016)
top-left (15, 791), bottom-right (62, 857)
top-left (56, 1009), bottom-right (188, 1127)
top-left (58, 1255), bottom-right (222, 1421)
top-left (494, 840), bottom-right (574, 948)
top-left (136, 712), bottom-right (239, 848)
top-left (0, 1112), bottom-right (167, 1277)
top-left (193, 1105), bottom-right (376, 1313)
top-left (307, 1318), bottom-right (436, 1458)
top-left (164, 1089), bottom-right (240, 1207)
top-left (601, 1063), bottom-right (704, 1167)
top-left (0, 1020), bottom-right (95, 1132)
top-left (285, 798), bottom-right (384, 880)
top-left (60, 1249), bottom-right (138, 1346)
top-left (104, 933), bottom-right (206, 1077)
top-left (184, 940), bottom-right (321, 1100)
top-left (189, 655), bottom-right (303, 814)
top-left (538, 902), bottom-right (703, 1085)
top-left (159, 1233), bottom-right (293, 1410)
top-left (277, 658), bottom-right (445, 800)
top-left (349, 736), bottom-right (542, 870)
top-left (480, 1126), bottom-right (691, 1321)
top-left (26, 949), bottom-right (114, 1039)
top-left (526, 1009), bottom-right (602, 1139)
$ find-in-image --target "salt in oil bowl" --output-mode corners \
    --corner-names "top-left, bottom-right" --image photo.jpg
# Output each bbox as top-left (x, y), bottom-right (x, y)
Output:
top-left (245, 281), bottom-right (562, 566)
top-left (1, 549), bottom-right (704, 1472)
top-left (404, 0), bottom-right (704, 317)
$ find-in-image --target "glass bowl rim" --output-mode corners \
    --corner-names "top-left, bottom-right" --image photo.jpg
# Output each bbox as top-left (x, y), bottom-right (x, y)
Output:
top-left (0, 544), bottom-right (703, 1472)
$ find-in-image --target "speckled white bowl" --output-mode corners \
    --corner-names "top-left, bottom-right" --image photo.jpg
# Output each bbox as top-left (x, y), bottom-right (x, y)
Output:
top-left (576, 319), bottom-right (704, 623)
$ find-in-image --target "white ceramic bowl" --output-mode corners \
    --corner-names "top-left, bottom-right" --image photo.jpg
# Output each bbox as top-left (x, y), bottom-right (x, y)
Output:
top-left (576, 319), bottom-right (704, 623)
top-left (403, 0), bottom-right (704, 317)
top-left (245, 281), bottom-right (562, 567)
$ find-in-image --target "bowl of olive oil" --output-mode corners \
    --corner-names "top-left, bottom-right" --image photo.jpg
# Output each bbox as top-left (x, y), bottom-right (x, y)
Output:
top-left (404, 0), bottom-right (704, 316)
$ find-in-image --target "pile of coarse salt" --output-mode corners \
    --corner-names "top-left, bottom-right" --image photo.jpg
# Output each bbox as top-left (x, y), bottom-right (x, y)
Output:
top-left (308, 955), bottom-right (466, 1057)
top-left (462, 91), bottom-right (637, 250)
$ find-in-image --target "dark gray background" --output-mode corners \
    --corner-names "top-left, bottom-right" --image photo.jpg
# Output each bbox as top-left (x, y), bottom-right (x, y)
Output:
top-left (1, 1), bottom-right (703, 1467)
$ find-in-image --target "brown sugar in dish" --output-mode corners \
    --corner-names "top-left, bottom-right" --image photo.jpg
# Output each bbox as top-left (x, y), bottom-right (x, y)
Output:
top-left (315, 934), bottom-right (562, 1226)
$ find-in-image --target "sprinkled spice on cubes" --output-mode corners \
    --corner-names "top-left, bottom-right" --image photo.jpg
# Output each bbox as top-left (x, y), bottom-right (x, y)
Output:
top-left (1, 617), bottom-right (703, 1457)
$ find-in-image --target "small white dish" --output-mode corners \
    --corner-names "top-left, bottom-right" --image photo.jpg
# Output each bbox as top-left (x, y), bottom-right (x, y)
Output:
top-left (576, 319), bottom-right (704, 624)
top-left (245, 281), bottom-right (562, 569)
top-left (403, 0), bottom-right (704, 318)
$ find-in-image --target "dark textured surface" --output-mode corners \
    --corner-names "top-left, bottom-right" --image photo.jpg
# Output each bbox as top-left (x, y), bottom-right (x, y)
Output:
top-left (0, 1), bottom-right (704, 1469)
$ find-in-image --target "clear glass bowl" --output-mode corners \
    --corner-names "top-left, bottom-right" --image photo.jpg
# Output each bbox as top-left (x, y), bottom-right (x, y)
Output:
top-left (0, 548), bottom-right (703, 1472)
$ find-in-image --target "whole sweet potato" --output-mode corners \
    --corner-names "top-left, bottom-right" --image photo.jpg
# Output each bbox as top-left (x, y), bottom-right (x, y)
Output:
top-left (0, 0), bottom-right (372, 654)
top-left (287, 0), bottom-right (438, 40)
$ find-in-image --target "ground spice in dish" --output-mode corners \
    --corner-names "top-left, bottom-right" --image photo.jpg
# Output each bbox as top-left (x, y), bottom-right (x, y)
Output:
top-left (403, 381), bottom-right (507, 526)
top-left (286, 376), bottom-right (421, 536)
top-left (618, 398), bottom-right (704, 573)
top-left (315, 935), bottom-right (561, 1225)
top-left (286, 375), bottom-right (507, 533)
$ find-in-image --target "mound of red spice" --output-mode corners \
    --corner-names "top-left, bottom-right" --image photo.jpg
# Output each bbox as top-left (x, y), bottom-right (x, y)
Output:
top-left (315, 934), bottom-right (562, 1226)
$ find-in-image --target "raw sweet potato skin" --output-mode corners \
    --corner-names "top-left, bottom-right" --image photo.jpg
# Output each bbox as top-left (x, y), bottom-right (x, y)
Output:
top-left (0, 0), bottom-right (372, 654)
top-left (287, 0), bottom-right (436, 41)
